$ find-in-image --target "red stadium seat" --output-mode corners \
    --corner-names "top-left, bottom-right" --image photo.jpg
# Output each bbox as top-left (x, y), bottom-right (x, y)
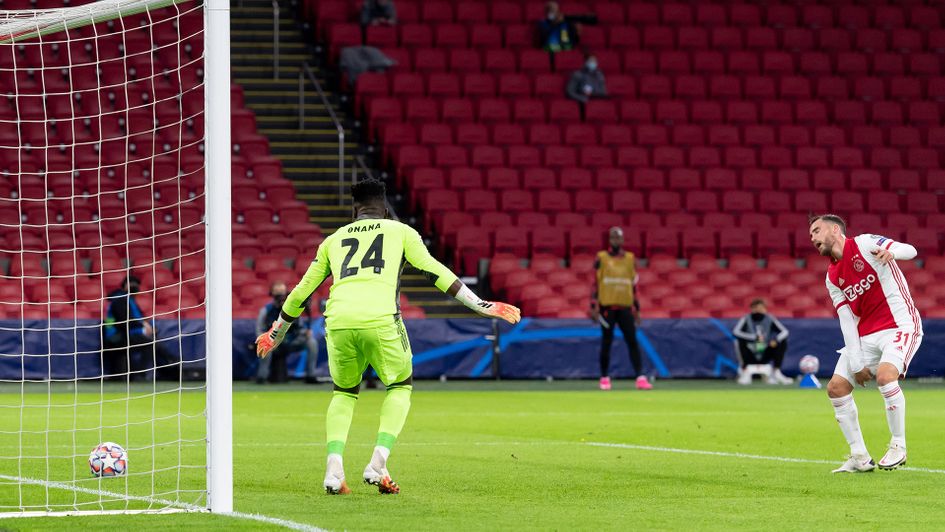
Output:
top-left (906, 228), bottom-right (942, 255)
top-left (498, 74), bottom-right (531, 98)
top-left (574, 190), bottom-right (608, 214)
top-left (492, 227), bottom-right (530, 262)
top-left (643, 228), bottom-right (679, 257)
top-left (682, 228), bottom-right (717, 258)
top-left (456, 226), bottom-right (493, 273)
top-left (553, 212), bottom-right (588, 230)
top-left (558, 167), bottom-right (593, 191)
top-left (531, 190), bottom-right (570, 214)
top-left (500, 190), bottom-right (536, 213)
top-left (531, 227), bottom-right (567, 258)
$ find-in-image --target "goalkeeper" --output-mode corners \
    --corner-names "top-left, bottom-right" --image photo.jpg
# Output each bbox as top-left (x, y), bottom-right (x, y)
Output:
top-left (256, 178), bottom-right (520, 495)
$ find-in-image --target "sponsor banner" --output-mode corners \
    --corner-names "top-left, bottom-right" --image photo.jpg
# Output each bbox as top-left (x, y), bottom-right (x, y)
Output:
top-left (1, 318), bottom-right (941, 380)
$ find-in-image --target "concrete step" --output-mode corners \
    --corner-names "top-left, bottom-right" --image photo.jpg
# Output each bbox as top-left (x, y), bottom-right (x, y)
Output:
top-left (280, 165), bottom-right (348, 174)
top-left (230, 13), bottom-right (295, 22)
top-left (230, 4), bottom-right (291, 15)
top-left (230, 61), bottom-right (324, 75)
top-left (231, 29), bottom-right (306, 41)
top-left (231, 65), bottom-right (309, 78)
top-left (243, 89), bottom-right (338, 100)
top-left (249, 105), bottom-right (338, 117)
top-left (258, 126), bottom-right (352, 135)
top-left (249, 116), bottom-right (343, 131)
top-left (259, 131), bottom-right (351, 145)
top-left (234, 78), bottom-right (308, 89)
top-left (232, 52), bottom-right (309, 66)
top-left (269, 139), bottom-right (354, 148)
top-left (232, 45), bottom-right (309, 59)
top-left (273, 150), bottom-right (354, 161)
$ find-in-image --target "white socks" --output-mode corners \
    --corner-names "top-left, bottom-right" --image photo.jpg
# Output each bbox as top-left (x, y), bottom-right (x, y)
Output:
top-left (370, 446), bottom-right (390, 472)
top-left (830, 394), bottom-right (868, 456)
top-left (879, 382), bottom-right (906, 448)
top-left (326, 453), bottom-right (345, 478)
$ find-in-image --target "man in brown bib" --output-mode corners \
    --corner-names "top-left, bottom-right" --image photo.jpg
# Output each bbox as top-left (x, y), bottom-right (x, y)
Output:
top-left (590, 227), bottom-right (651, 390)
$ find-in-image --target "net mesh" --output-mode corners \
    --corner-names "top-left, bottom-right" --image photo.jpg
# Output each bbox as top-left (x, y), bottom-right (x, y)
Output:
top-left (0, 0), bottom-right (207, 513)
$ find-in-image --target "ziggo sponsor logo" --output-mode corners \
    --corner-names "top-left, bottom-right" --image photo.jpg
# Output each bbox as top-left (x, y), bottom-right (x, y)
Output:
top-left (842, 274), bottom-right (876, 301)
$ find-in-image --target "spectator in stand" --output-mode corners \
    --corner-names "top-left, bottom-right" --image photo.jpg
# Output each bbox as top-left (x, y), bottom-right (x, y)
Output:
top-left (732, 299), bottom-right (792, 385)
top-left (566, 53), bottom-right (607, 104)
top-left (538, 1), bottom-right (579, 52)
top-left (590, 227), bottom-right (651, 391)
top-left (103, 275), bottom-right (178, 381)
top-left (256, 281), bottom-right (313, 384)
top-left (361, 0), bottom-right (396, 27)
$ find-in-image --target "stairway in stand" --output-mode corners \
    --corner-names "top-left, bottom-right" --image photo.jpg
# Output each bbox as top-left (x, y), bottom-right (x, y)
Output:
top-left (230, 0), bottom-right (353, 232)
top-left (230, 0), bottom-right (473, 318)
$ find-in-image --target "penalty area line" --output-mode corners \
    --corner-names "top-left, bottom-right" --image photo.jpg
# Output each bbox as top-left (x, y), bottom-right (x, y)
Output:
top-left (0, 473), bottom-right (327, 531)
top-left (585, 442), bottom-right (945, 475)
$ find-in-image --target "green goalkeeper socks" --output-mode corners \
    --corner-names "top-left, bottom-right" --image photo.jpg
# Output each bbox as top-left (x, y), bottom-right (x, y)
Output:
top-left (376, 385), bottom-right (412, 450)
top-left (325, 391), bottom-right (358, 456)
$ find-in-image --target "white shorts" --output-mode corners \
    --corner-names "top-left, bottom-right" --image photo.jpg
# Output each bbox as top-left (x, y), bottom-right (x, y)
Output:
top-left (834, 328), bottom-right (923, 384)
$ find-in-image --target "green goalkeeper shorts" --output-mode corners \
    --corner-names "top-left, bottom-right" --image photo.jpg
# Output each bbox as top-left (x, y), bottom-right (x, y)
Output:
top-left (325, 317), bottom-right (412, 389)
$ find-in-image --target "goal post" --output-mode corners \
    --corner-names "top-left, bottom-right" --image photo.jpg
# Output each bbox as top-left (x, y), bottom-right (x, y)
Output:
top-left (0, 0), bottom-right (231, 516)
top-left (203, 0), bottom-right (231, 515)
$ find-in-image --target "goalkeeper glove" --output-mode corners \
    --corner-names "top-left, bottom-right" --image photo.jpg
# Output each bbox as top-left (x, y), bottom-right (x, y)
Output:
top-left (453, 284), bottom-right (521, 324)
top-left (474, 300), bottom-right (522, 324)
top-left (255, 316), bottom-right (292, 358)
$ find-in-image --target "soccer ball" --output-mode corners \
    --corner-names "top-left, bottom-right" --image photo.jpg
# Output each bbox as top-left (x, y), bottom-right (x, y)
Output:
top-left (799, 355), bottom-right (820, 375)
top-left (89, 442), bottom-right (127, 477)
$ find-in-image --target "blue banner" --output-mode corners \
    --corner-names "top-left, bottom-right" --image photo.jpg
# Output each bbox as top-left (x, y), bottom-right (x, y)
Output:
top-left (0, 318), bottom-right (941, 380)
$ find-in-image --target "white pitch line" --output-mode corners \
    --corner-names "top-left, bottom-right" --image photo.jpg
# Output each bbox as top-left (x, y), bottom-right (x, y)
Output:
top-left (235, 441), bottom-right (575, 448)
top-left (586, 442), bottom-right (945, 474)
top-left (0, 473), bottom-right (327, 531)
top-left (219, 510), bottom-right (328, 532)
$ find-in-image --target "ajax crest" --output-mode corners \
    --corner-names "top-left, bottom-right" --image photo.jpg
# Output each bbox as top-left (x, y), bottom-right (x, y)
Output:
top-left (853, 259), bottom-right (865, 272)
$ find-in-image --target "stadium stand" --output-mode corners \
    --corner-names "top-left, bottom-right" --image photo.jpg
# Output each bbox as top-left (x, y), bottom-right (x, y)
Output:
top-left (0, 1), bottom-right (435, 321)
top-left (308, 0), bottom-right (945, 319)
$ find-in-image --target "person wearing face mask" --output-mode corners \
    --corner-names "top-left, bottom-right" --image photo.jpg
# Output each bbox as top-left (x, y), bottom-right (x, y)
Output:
top-left (732, 299), bottom-right (791, 385)
top-left (103, 275), bottom-right (179, 381)
top-left (566, 53), bottom-right (607, 104)
top-left (255, 281), bottom-right (310, 384)
top-left (538, 1), bottom-right (579, 52)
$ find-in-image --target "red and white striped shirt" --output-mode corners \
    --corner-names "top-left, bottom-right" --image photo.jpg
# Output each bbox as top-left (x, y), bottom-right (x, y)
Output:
top-left (825, 234), bottom-right (922, 338)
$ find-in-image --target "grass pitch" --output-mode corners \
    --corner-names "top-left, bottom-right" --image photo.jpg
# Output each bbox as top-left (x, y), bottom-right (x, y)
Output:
top-left (3, 379), bottom-right (945, 531)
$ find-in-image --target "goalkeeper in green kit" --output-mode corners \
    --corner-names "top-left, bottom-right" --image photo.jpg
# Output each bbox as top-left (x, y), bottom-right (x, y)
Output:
top-left (255, 179), bottom-right (521, 495)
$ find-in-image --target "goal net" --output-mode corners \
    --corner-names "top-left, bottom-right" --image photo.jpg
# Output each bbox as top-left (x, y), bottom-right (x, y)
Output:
top-left (0, 0), bottom-right (231, 516)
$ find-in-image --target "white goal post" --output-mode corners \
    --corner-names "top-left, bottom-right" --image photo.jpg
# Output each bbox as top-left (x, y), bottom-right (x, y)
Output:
top-left (203, 0), bottom-right (231, 515)
top-left (0, 0), bottom-right (231, 516)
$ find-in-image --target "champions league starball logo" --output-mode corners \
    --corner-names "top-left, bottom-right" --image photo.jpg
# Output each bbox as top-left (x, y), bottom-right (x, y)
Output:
top-left (853, 259), bottom-right (865, 272)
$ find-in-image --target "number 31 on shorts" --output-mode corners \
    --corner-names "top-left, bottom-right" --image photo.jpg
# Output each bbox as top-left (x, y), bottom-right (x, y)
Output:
top-left (893, 331), bottom-right (911, 350)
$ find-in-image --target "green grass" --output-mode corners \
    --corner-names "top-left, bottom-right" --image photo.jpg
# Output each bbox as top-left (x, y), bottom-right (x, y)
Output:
top-left (3, 379), bottom-right (945, 530)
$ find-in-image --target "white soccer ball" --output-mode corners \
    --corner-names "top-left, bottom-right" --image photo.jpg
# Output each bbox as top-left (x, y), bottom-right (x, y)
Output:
top-left (89, 442), bottom-right (127, 478)
top-left (799, 355), bottom-right (820, 375)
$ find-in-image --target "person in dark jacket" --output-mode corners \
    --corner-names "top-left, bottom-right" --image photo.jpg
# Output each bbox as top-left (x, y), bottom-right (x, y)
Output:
top-left (255, 281), bottom-right (314, 383)
top-left (733, 299), bottom-right (792, 385)
top-left (538, 1), bottom-right (578, 52)
top-left (103, 275), bottom-right (178, 381)
top-left (566, 53), bottom-right (607, 104)
top-left (361, 0), bottom-right (396, 26)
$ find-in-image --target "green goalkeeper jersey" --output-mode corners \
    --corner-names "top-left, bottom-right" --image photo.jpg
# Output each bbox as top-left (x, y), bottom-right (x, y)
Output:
top-left (281, 218), bottom-right (457, 330)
